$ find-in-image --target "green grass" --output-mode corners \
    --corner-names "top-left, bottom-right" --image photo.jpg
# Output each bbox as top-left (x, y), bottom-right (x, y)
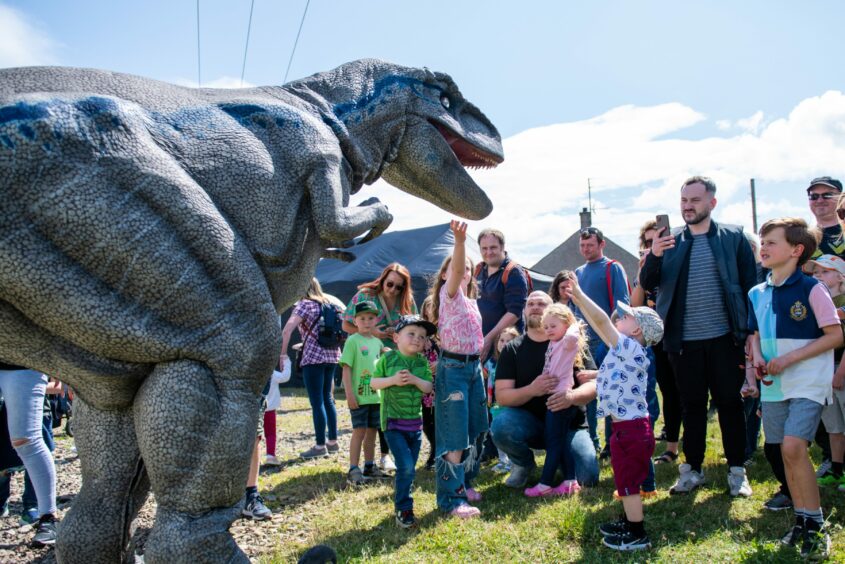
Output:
top-left (259, 389), bottom-right (844, 563)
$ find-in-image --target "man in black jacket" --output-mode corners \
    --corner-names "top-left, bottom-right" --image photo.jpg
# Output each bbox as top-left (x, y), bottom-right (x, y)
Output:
top-left (641, 176), bottom-right (757, 497)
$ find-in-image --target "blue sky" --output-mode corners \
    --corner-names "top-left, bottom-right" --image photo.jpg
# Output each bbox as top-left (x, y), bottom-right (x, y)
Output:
top-left (3, 1), bottom-right (845, 266)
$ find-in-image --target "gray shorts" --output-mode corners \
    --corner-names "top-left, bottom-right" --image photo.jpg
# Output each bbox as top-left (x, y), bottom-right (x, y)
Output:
top-left (821, 387), bottom-right (845, 434)
top-left (762, 398), bottom-right (823, 443)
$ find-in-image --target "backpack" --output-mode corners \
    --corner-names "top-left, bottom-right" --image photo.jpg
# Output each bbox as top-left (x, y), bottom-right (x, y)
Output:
top-left (604, 259), bottom-right (632, 309)
top-left (313, 302), bottom-right (345, 349)
top-left (474, 261), bottom-right (534, 291)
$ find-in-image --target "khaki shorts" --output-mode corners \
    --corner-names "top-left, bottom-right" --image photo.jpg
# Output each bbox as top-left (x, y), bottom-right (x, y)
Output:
top-left (821, 387), bottom-right (845, 434)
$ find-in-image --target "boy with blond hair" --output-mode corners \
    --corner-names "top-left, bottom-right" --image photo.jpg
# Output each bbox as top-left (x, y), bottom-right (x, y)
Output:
top-left (749, 218), bottom-right (843, 559)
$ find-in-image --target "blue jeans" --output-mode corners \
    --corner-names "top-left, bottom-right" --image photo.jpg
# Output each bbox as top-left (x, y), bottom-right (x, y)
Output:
top-left (301, 363), bottom-right (338, 446)
top-left (587, 341), bottom-right (608, 451)
top-left (743, 395), bottom-right (762, 460)
top-left (383, 429), bottom-right (421, 511)
top-left (541, 408), bottom-right (576, 485)
top-left (0, 409), bottom-right (54, 510)
top-left (491, 406), bottom-right (600, 486)
top-left (0, 370), bottom-right (56, 517)
top-left (434, 355), bottom-right (489, 512)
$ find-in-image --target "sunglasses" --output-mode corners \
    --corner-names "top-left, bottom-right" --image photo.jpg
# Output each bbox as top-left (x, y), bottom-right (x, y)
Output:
top-left (837, 208), bottom-right (845, 221)
top-left (808, 192), bottom-right (838, 201)
top-left (643, 238), bottom-right (653, 248)
top-left (580, 227), bottom-right (599, 239)
top-left (385, 281), bottom-right (404, 290)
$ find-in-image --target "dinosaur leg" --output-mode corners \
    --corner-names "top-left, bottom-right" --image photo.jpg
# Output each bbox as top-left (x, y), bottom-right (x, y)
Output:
top-left (134, 360), bottom-right (261, 564)
top-left (56, 398), bottom-right (149, 564)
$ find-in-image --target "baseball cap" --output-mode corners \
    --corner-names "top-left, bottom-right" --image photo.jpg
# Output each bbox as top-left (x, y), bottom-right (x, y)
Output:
top-left (394, 314), bottom-right (437, 336)
top-left (806, 176), bottom-right (843, 193)
top-left (616, 301), bottom-right (664, 346)
top-left (802, 254), bottom-right (845, 277)
top-left (353, 300), bottom-right (379, 316)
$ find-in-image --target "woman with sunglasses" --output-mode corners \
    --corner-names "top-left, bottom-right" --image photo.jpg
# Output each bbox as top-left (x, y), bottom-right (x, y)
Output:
top-left (342, 263), bottom-right (418, 347)
top-left (342, 263), bottom-right (418, 471)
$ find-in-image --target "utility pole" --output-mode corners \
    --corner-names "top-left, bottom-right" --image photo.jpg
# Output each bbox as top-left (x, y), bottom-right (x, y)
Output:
top-left (749, 178), bottom-right (758, 233)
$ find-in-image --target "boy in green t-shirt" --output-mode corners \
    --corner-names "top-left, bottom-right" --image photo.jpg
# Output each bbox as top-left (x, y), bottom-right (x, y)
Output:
top-left (340, 301), bottom-right (386, 485)
top-left (371, 315), bottom-right (435, 529)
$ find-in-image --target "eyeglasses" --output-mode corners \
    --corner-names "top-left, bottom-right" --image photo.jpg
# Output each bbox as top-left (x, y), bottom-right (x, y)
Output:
top-left (808, 192), bottom-right (838, 201)
top-left (837, 208), bottom-right (845, 220)
top-left (385, 281), bottom-right (404, 290)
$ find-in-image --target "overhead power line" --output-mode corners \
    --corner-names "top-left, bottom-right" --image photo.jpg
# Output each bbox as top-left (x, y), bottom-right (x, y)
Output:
top-left (283, 0), bottom-right (310, 84)
top-left (196, 0), bottom-right (202, 87)
top-left (240, 0), bottom-right (256, 87)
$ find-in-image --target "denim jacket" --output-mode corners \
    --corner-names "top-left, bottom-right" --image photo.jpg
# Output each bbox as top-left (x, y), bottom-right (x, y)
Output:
top-left (640, 220), bottom-right (757, 353)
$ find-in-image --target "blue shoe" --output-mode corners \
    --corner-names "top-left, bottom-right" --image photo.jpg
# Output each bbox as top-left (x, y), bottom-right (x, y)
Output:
top-left (19, 506), bottom-right (38, 526)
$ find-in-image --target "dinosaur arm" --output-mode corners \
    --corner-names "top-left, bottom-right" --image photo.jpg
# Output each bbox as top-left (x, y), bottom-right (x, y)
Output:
top-left (306, 159), bottom-right (393, 245)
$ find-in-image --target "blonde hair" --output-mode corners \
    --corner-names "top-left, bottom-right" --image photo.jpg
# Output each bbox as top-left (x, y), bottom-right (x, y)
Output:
top-left (304, 277), bottom-right (329, 304)
top-left (427, 255), bottom-right (479, 327)
top-left (540, 303), bottom-right (588, 369)
top-left (494, 326), bottom-right (520, 361)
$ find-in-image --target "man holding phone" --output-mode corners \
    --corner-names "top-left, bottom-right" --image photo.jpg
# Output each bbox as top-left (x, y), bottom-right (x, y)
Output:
top-left (640, 176), bottom-right (757, 498)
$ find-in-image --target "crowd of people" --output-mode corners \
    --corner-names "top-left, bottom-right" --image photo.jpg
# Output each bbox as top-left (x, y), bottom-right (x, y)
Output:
top-left (282, 174), bottom-right (844, 559)
top-left (1, 174), bottom-right (844, 560)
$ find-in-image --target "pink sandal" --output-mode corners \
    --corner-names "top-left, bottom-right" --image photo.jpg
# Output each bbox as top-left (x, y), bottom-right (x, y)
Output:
top-left (465, 487), bottom-right (482, 503)
top-left (450, 503), bottom-right (481, 519)
top-left (524, 483), bottom-right (555, 498)
top-left (552, 480), bottom-right (581, 495)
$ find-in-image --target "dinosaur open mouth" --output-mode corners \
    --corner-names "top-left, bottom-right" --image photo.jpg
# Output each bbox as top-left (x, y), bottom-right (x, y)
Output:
top-left (431, 122), bottom-right (503, 169)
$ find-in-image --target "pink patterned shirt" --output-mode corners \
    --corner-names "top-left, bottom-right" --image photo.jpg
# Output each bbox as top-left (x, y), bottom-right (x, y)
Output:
top-left (438, 285), bottom-right (483, 354)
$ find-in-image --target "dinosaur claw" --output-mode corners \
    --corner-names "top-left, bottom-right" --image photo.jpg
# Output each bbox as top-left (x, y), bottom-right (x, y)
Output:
top-left (358, 214), bottom-right (393, 245)
top-left (321, 249), bottom-right (356, 262)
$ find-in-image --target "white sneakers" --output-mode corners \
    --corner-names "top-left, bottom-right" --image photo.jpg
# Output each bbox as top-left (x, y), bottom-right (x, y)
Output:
top-left (727, 466), bottom-right (753, 497)
top-left (669, 463), bottom-right (705, 495)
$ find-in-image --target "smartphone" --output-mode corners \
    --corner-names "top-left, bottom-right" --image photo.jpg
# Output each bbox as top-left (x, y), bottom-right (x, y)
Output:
top-left (655, 214), bottom-right (670, 236)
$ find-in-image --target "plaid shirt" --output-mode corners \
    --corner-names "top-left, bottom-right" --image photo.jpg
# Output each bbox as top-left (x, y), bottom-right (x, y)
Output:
top-left (293, 299), bottom-right (341, 366)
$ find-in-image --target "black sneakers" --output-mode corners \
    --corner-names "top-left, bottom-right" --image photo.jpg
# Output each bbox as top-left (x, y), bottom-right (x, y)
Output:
top-left (31, 514), bottom-right (57, 547)
top-left (801, 521), bottom-right (830, 561)
top-left (395, 509), bottom-right (417, 529)
top-left (599, 519), bottom-right (650, 551)
top-left (599, 516), bottom-right (628, 537)
top-left (780, 520), bottom-right (804, 547)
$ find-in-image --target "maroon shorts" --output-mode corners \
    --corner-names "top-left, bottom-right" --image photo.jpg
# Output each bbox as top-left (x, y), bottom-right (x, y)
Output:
top-left (609, 417), bottom-right (655, 496)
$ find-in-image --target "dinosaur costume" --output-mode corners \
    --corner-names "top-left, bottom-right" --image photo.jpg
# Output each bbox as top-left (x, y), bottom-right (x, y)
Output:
top-left (0, 59), bottom-right (502, 562)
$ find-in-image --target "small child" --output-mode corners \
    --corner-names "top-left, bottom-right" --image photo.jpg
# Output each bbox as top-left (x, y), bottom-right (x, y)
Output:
top-left (748, 219), bottom-right (841, 559)
top-left (370, 315), bottom-right (435, 529)
top-left (486, 327), bottom-right (519, 474)
top-left (803, 255), bottom-right (845, 487)
top-left (524, 304), bottom-right (585, 497)
top-left (568, 277), bottom-right (663, 552)
top-left (340, 301), bottom-right (387, 485)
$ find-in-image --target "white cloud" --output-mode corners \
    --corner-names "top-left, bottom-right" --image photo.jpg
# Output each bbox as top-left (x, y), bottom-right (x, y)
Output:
top-left (0, 5), bottom-right (57, 67)
top-left (352, 91), bottom-right (845, 267)
top-left (172, 76), bottom-right (256, 89)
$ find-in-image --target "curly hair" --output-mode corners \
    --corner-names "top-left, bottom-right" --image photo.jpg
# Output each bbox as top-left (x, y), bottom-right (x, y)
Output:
top-left (540, 303), bottom-right (588, 369)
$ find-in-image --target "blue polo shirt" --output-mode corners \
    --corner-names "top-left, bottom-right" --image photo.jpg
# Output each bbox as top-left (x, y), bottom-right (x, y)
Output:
top-left (477, 257), bottom-right (528, 335)
top-left (747, 270), bottom-right (838, 405)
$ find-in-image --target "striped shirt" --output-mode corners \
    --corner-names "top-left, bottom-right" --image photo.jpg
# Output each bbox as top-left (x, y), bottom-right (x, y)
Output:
top-left (682, 234), bottom-right (731, 341)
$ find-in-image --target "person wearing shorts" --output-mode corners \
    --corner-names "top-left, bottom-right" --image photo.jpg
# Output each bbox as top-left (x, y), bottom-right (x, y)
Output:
top-left (340, 301), bottom-right (387, 485)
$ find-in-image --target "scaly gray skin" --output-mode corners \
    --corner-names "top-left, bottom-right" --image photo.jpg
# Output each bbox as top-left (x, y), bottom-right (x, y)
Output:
top-left (0, 58), bottom-right (502, 563)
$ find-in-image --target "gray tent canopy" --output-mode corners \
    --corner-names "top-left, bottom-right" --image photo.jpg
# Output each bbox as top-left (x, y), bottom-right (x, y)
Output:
top-left (315, 223), bottom-right (552, 309)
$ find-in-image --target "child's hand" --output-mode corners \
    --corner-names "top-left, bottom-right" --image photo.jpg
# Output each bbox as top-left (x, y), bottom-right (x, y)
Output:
top-left (450, 220), bottom-right (468, 243)
top-left (740, 381), bottom-right (759, 398)
top-left (766, 353), bottom-right (792, 376)
top-left (396, 369), bottom-right (412, 386)
top-left (833, 365), bottom-right (845, 391)
top-left (346, 393), bottom-right (359, 410)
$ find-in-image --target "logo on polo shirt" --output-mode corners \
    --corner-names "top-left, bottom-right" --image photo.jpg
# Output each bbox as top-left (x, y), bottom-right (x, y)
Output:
top-left (790, 301), bottom-right (808, 321)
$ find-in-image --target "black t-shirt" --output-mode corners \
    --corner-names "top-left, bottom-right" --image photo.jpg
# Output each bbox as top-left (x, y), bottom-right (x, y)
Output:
top-left (496, 333), bottom-right (596, 424)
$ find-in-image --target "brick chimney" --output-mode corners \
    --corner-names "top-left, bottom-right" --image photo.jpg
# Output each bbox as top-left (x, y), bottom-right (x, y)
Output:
top-left (579, 207), bottom-right (592, 229)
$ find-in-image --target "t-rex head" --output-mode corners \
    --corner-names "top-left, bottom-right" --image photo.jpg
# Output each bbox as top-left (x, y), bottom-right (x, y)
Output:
top-left (286, 59), bottom-right (503, 221)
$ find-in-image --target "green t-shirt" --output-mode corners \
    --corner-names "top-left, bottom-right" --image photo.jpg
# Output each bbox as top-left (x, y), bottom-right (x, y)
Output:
top-left (372, 349), bottom-right (432, 430)
top-left (339, 333), bottom-right (383, 405)
top-left (343, 289), bottom-right (419, 348)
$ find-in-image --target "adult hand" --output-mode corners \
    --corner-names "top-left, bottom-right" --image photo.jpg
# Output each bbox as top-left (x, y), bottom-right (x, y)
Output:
top-left (650, 227), bottom-right (675, 257)
top-left (833, 366), bottom-right (845, 391)
top-left (450, 219), bottom-right (468, 243)
top-left (546, 390), bottom-right (574, 412)
top-left (480, 334), bottom-right (495, 361)
top-left (530, 373), bottom-right (557, 396)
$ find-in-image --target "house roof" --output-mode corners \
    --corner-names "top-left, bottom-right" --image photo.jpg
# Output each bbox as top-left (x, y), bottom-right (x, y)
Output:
top-left (530, 231), bottom-right (640, 284)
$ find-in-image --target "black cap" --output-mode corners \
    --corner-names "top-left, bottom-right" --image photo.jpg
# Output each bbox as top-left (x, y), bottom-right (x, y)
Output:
top-left (806, 176), bottom-right (843, 193)
top-left (394, 314), bottom-right (437, 336)
top-left (353, 301), bottom-right (379, 316)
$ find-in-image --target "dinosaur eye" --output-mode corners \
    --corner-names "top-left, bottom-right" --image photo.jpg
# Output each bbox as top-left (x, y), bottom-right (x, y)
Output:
top-left (440, 95), bottom-right (450, 109)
